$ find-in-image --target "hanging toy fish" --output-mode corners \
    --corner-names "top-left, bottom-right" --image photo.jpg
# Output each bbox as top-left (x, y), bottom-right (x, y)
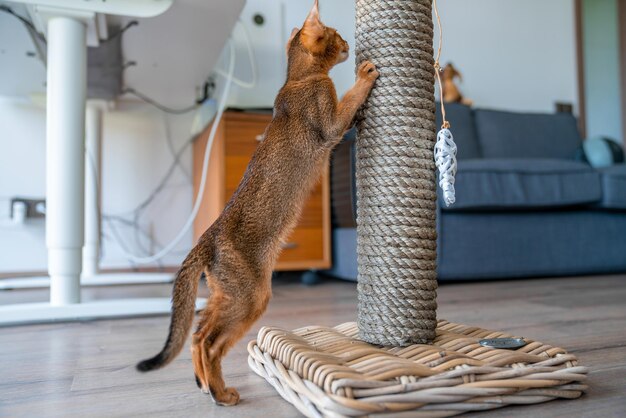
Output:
top-left (434, 124), bottom-right (457, 206)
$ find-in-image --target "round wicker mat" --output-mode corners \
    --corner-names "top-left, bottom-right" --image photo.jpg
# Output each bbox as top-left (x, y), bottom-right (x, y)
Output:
top-left (247, 320), bottom-right (587, 417)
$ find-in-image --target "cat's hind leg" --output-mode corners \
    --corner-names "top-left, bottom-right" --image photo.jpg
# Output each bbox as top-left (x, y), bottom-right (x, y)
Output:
top-left (193, 307), bottom-right (243, 405)
top-left (190, 270), bottom-right (225, 396)
top-left (206, 306), bottom-right (270, 405)
top-left (194, 270), bottom-right (271, 406)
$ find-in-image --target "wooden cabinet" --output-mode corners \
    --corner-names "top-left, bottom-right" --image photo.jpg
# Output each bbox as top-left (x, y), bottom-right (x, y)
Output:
top-left (192, 111), bottom-right (331, 271)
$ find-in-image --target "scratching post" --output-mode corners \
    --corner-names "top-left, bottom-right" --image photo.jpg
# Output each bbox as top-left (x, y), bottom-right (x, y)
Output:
top-left (248, 1), bottom-right (588, 416)
top-left (355, 0), bottom-right (438, 346)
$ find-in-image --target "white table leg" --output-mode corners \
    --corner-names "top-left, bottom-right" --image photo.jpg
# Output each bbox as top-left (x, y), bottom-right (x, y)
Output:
top-left (46, 15), bottom-right (87, 306)
top-left (83, 103), bottom-right (103, 279)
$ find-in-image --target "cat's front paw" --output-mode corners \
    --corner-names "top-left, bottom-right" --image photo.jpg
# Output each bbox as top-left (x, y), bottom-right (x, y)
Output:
top-left (358, 61), bottom-right (379, 83)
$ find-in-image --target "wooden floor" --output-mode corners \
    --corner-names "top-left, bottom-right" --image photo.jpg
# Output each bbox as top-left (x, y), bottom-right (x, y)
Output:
top-left (0, 274), bottom-right (625, 418)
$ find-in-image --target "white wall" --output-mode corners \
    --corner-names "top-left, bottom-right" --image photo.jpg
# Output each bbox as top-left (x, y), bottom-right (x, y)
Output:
top-left (0, 99), bottom-right (48, 272)
top-left (434, 0), bottom-right (578, 113)
top-left (229, 0), bottom-right (579, 114)
top-left (0, 98), bottom-right (195, 273)
top-left (582, 0), bottom-right (623, 143)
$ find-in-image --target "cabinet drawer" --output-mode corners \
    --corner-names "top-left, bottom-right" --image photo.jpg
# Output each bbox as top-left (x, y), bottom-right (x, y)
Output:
top-left (225, 117), bottom-right (268, 156)
top-left (224, 116), bottom-right (269, 191)
top-left (276, 227), bottom-right (327, 270)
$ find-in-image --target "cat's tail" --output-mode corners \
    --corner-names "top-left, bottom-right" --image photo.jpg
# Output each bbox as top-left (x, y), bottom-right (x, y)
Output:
top-left (136, 250), bottom-right (204, 372)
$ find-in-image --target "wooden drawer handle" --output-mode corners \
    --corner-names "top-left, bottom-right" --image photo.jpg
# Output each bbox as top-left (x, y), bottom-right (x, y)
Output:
top-left (281, 242), bottom-right (298, 250)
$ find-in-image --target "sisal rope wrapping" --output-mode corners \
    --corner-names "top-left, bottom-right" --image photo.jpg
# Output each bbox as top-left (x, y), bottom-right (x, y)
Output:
top-left (355, 0), bottom-right (438, 346)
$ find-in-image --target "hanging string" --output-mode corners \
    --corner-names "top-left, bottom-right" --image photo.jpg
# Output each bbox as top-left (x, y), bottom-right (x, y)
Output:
top-left (432, 0), bottom-right (457, 206)
top-left (433, 0), bottom-right (449, 129)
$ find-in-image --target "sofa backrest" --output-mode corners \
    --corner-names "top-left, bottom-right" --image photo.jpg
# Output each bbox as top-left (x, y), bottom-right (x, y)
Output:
top-left (435, 103), bottom-right (481, 159)
top-left (474, 109), bottom-right (582, 159)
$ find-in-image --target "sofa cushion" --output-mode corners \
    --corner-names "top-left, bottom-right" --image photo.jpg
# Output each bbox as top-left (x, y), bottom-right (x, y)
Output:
top-left (598, 164), bottom-right (626, 209)
top-left (436, 103), bottom-right (481, 159)
top-left (474, 109), bottom-right (582, 159)
top-left (441, 159), bottom-right (601, 210)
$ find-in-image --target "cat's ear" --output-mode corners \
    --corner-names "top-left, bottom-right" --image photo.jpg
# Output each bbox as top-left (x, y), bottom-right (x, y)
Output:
top-left (286, 27), bottom-right (299, 55)
top-left (289, 27), bottom-right (299, 40)
top-left (301, 0), bottom-right (325, 54)
top-left (305, 0), bottom-right (320, 24)
top-left (448, 63), bottom-right (463, 81)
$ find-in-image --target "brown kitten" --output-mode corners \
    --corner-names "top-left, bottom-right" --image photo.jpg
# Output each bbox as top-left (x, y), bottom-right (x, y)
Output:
top-left (442, 62), bottom-right (473, 106)
top-left (136, 0), bottom-right (378, 406)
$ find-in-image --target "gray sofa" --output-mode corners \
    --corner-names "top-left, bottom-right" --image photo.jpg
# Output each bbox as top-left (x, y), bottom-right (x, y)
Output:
top-left (327, 104), bottom-right (626, 281)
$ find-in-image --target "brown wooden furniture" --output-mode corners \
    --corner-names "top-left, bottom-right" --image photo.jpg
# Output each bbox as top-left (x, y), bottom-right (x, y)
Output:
top-left (192, 111), bottom-right (331, 272)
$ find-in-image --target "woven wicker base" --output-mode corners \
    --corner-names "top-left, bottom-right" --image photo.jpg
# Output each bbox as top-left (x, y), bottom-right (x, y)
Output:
top-left (247, 320), bottom-right (588, 417)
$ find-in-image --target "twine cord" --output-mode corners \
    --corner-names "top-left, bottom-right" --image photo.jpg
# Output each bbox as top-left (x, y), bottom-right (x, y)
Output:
top-left (433, 0), bottom-right (448, 129)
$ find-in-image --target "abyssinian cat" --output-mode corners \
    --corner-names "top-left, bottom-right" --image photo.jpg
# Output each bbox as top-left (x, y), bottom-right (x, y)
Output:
top-left (136, 0), bottom-right (378, 406)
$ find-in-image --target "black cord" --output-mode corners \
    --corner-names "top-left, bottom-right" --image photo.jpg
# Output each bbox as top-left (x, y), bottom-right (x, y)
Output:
top-left (0, 5), bottom-right (46, 43)
top-left (100, 20), bottom-right (138, 44)
top-left (197, 78), bottom-right (216, 104)
top-left (103, 19), bottom-right (215, 115)
top-left (123, 88), bottom-right (200, 114)
top-left (123, 78), bottom-right (214, 115)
